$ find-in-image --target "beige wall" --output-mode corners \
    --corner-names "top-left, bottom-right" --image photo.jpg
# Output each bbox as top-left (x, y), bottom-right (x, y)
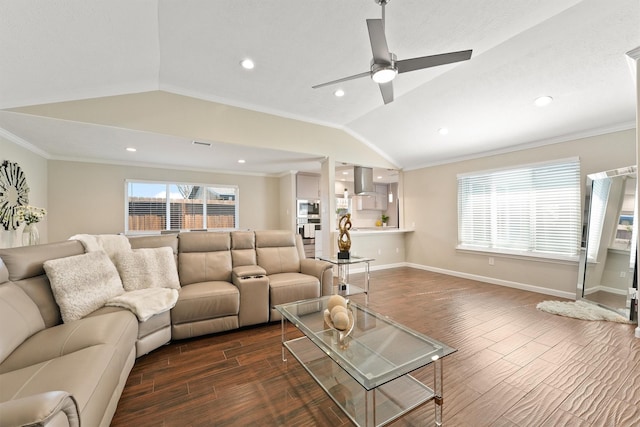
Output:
top-left (278, 172), bottom-right (296, 231)
top-left (403, 129), bottom-right (636, 297)
top-left (0, 135), bottom-right (48, 247)
top-left (13, 91), bottom-right (397, 170)
top-left (47, 160), bottom-right (280, 243)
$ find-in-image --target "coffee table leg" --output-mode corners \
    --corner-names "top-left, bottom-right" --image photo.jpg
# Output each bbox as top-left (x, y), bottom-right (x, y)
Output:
top-left (281, 316), bottom-right (287, 362)
top-left (365, 388), bottom-right (376, 427)
top-left (434, 356), bottom-right (443, 426)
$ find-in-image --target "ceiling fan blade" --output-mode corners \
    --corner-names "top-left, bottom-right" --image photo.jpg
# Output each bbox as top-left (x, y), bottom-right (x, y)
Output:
top-left (312, 71), bottom-right (371, 89)
top-left (367, 19), bottom-right (391, 64)
top-left (379, 82), bottom-right (394, 104)
top-left (396, 49), bottom-right (472, 74)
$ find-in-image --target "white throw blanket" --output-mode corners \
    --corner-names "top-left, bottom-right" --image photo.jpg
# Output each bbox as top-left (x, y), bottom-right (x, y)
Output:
top-left (69, 233), bottom-right (178, 321)
top-left (69, 234), bottom-right (132, 262)
top-left (106, 288), bottom-right (179, 321)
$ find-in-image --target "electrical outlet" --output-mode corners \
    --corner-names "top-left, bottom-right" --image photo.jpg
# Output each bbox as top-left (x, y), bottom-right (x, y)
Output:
top-left (620, 271), bottom-right (626, 278)
top-left (377, 249), bottom-right (382, 255)
top-left (488, 257), bottom-right (495, 266)
top-left (396, 247), bottom-right (399, 253)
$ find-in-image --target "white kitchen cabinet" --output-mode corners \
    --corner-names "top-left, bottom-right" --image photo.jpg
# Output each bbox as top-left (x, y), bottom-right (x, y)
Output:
top-left (297, 173), bottom-right (320, 200)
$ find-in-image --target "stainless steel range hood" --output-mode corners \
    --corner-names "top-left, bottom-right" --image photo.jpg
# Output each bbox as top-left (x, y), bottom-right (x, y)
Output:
top-left (354, 166), bottom-right (374, 195)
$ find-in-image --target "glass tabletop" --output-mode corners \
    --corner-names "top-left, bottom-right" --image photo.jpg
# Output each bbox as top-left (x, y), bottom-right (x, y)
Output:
top-left (276, 296), bottom-right (456, 390)
top-left (318, 255), bottom-right (375, 265)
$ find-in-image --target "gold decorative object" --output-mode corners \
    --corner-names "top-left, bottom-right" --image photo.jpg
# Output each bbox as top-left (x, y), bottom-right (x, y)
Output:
top-left (338, 213), bottom-right (352, 254)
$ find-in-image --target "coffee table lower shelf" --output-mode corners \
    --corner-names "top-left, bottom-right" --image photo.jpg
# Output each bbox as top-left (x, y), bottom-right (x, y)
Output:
top-left (284, 336), bottom-right (436, 427)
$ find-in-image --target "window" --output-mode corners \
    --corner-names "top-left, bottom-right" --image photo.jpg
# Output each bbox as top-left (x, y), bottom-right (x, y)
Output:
top-left (126, 181), bottom-right (238, 234)
top-left (457, 158), bottom-right (581, 259)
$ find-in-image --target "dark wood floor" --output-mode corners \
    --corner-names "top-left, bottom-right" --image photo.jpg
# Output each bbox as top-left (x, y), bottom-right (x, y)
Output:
top-left (111, 267), bottom-right (640, 426)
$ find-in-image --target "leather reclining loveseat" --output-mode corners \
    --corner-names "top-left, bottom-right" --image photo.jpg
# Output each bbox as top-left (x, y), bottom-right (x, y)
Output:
top-left (0, 230), bottom-right (333, 426)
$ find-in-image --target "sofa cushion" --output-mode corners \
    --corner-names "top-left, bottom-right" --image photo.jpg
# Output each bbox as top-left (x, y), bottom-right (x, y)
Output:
top-left (0, 342), bottom-right (134, 427)
top-left (0, 282), bottom-right (45, 364)
top-left (255, 230), bottom-right (301, 275)
top-left (171, 281), bottom-right (239, 325)
top-left (268, 272), bottom-right (320, 307)
top-left (114, 247), bottom-right (180, 291)
top-left (0, 241), bottom-right (85, 282)
top-left (178, 232), bottom-right (233, 285)
top-left (44, 251), bottom-right (125, 323)
top-left (0, 310), bottom-right (137, 374)
top-left (231, 231), bottom-right (257, 266)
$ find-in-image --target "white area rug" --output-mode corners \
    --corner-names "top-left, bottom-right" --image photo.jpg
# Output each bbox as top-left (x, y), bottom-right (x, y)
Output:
top-left (536, 300), bottom-right (633, 323)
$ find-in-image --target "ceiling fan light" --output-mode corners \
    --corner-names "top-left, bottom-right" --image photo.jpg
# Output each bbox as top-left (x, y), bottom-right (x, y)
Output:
top-left (240, 59), bottom-right (255, 70)
top-left (534, 96), bottom-right (553, 107)
top-left (372, 68), bottom-right (397, 84)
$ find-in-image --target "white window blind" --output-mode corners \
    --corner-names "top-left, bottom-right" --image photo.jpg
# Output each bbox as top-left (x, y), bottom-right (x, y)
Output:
top-left (458, 158), bottom-right (581, 258)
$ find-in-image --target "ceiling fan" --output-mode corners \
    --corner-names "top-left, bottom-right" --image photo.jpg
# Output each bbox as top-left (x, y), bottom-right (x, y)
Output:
top-left (312, 0), bottom-right (473, 104)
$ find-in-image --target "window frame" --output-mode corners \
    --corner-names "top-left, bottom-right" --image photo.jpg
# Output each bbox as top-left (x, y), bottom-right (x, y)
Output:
top-left (457, 157), bottom-right (581, 262)
top-left (124, 179), bottom-right (239, 235)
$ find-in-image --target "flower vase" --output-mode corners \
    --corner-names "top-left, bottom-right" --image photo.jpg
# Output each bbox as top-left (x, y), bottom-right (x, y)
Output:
top-left (22, 224), bottom-right (40, 246)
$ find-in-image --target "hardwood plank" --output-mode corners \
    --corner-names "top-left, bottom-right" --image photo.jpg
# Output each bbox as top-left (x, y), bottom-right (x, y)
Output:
top-left (110, 267), bottom-right (639, 426)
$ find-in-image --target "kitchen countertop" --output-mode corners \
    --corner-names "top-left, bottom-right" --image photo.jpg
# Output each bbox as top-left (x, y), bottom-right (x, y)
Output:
top-left (331, 227), bottom-right (414, 236)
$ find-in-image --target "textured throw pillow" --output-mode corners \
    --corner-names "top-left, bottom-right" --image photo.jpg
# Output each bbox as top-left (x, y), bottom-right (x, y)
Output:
top-left (44, 251), bottom-right (125, 323)
top-left (114, 247), bottom-right (180, 291)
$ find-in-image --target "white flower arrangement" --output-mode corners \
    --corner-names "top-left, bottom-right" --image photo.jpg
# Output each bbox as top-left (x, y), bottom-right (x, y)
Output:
top-left (17, 205), bottom-right (47, 225)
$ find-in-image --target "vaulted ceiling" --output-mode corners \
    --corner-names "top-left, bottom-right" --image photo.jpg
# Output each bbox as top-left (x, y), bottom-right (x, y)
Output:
top-left (0, 0), bottom-right (637, 176)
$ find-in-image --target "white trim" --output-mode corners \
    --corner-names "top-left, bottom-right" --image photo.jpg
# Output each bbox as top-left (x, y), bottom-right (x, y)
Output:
top-left (583, 285), bottom-right (628, 296)
top-left (338, 262), bottom-right (576, 299)
top-left (405, 262), bottom-right (576, 299)
top-left (0, 127), bottom-right (51, 159)
top-left (405, 122), bottom-right (636, 171)
top-left (456, 246), bottom-right (579, 265)
top-left (456, 156), bottom-right (580, 179)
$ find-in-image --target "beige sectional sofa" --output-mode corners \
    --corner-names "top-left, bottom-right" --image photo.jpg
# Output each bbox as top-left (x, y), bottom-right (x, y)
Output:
top-left (0, 230), bottom-right (333, 427)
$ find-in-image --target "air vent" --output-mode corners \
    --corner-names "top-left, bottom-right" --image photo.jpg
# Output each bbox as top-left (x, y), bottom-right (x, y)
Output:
top-left (354, 166), bottom-right (374, 195)
top-left (192, 140), bottom-right (212, 147)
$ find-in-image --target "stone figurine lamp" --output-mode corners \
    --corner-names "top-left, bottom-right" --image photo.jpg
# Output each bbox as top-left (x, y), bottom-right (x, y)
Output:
top-left (338, 213), bottom-right (352, 259)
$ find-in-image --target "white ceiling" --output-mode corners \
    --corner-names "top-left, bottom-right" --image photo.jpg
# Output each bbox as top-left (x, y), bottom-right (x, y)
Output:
top-left (0, 0), bottom-right (638, 176)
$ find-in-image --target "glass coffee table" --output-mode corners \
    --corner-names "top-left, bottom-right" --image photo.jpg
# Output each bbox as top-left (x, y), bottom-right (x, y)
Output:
top-left (276, 297), bottom-right (456, 426)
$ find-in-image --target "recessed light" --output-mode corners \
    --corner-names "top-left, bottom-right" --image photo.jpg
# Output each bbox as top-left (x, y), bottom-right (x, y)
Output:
top-left (334, 89), bottom-right (345, 97)
top-left (126, 147), bottom-right (137, 152)
top-left (342, 171), bottom-right (349, 175)
top-left (438, 128), bottom-right (449, 135)
top-left (534, 96), bottom-right (553, 107)
top-left (240, 59), bottom-right (255, 70)
top-left (377, 176), bottom-right (383, 179)
top-left (237, 159), bottom-right (246, 164)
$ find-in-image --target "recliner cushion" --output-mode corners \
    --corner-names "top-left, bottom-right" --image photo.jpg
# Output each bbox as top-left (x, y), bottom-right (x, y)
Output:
top-left (0, 282), bottom-right (45, 364)
top-left (171, 281), bottom-right (239, 325)
top-left (268, 272), bottom-right (320, 307)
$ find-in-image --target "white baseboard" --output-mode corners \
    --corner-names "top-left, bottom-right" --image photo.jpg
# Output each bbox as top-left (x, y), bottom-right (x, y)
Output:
top-left (583, 285), bottom-right (628, 296)
top-left (336, 261), bottom-right (576, 299)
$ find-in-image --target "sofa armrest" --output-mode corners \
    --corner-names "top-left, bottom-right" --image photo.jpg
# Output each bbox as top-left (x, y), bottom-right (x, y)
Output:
top-left (231, 265), bottom-right (267, 281)
top-left (232, 270), bottom-right (269, 327)
top-left (300, 259), bottom-right (334, 296)
top-left (0, 391), bottom-right (80, 427)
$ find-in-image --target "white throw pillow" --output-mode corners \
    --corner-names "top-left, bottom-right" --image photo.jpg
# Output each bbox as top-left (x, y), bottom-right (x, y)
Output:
top-left (114, 247), bottom-right (180, 291)
top-left (44, 251), bottom-right (125, 323)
